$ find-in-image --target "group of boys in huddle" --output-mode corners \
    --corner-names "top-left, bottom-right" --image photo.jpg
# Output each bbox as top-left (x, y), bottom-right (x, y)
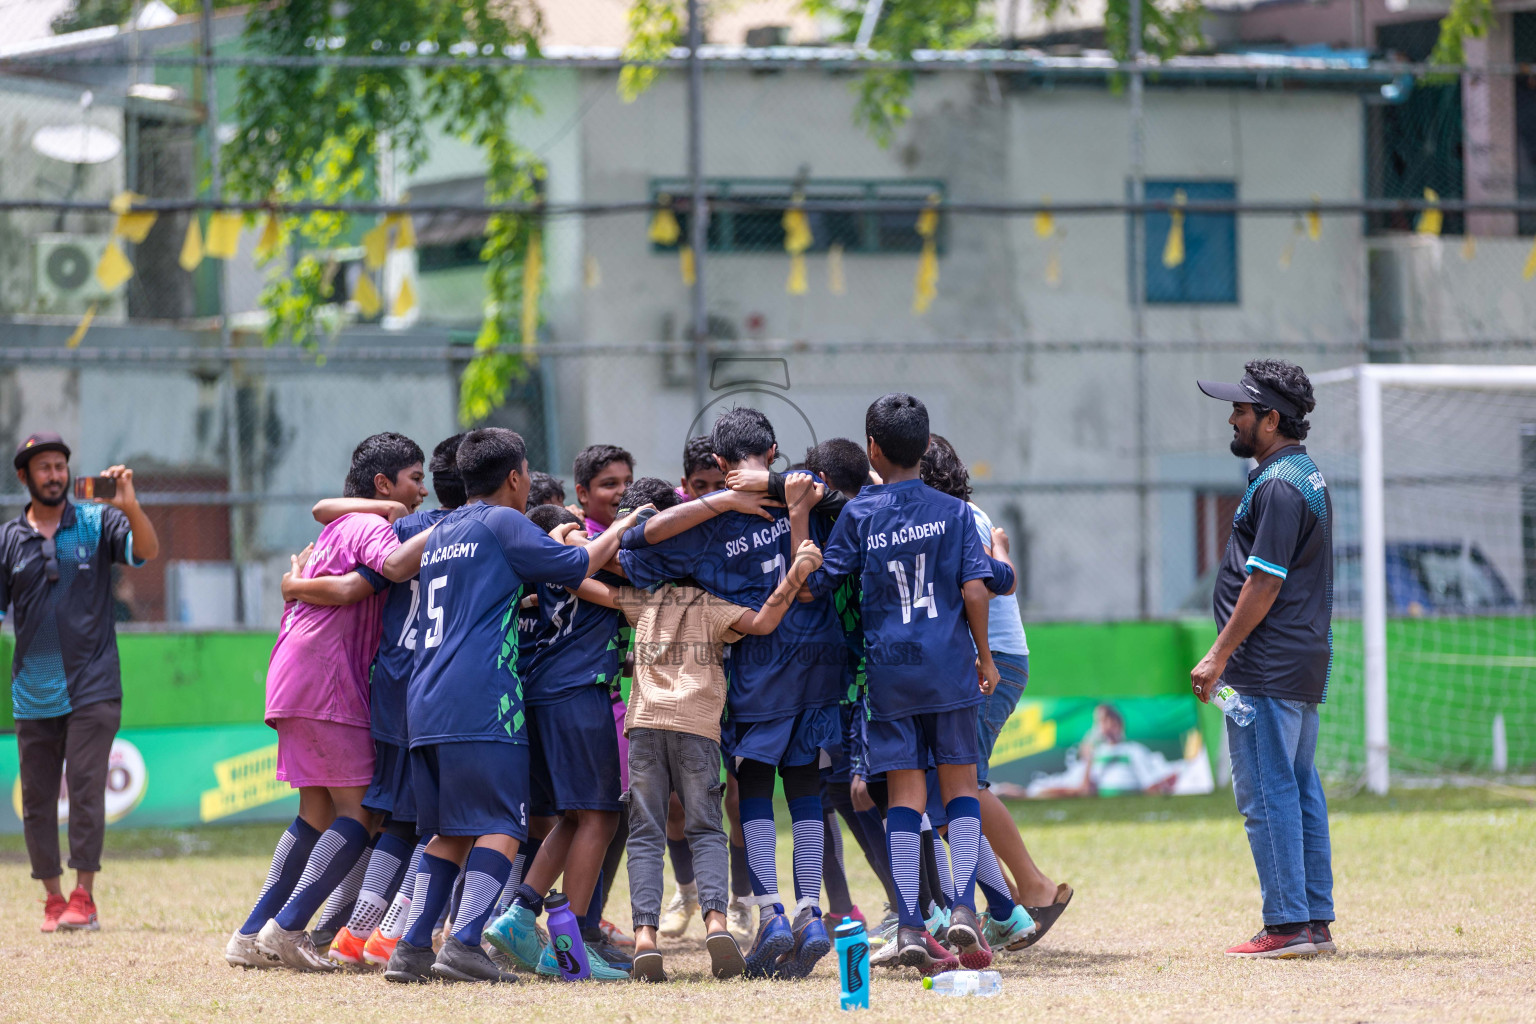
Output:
top-left (223, 391), bottom-right (1073, 985)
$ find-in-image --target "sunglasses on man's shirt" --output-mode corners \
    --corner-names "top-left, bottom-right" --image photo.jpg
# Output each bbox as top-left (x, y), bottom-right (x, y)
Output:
top-left (41, 536), bottom-right (59, 583)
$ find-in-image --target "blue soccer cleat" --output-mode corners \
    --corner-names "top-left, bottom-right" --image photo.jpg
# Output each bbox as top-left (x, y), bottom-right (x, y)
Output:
top-left (982, 904), bottom-right (1038, 952)
top-left (484, 903), bottom-right (545, 972)
top-left (772, 907), bottom-right (832, 979)
top-left (743, 908), bottom-right (794, 978)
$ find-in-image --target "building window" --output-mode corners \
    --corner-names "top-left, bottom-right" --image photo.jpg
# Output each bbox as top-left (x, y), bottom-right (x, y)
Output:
top-left (649, 178), bottom-right (945, 254)
top-left (1142, 180), bottom-right (1238, 304)
top-left (1195, 490), bottom-right (1243, 577)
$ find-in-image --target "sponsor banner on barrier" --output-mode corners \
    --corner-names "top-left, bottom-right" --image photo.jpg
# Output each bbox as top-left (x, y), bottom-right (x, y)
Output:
top-left (985, 696), bottom-right (1215, 798)
top-left (0, 724), bottom-right (298, 833)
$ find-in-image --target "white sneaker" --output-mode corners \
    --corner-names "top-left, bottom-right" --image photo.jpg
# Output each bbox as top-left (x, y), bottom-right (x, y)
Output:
top-left (658, 886), bottom-right (699, 938)
top-left (225, 927), bottom-right (281, 969)
top-left (256, 919), bottom-right (338, 972)
top-left (726, 899), bottom-right (753, 944)
top-left (871, 933), bottom-right (904, 968)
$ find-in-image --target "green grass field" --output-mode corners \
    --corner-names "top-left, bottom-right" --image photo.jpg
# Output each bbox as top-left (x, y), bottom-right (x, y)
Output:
top-left (2, 788), bottom-right (1533, 1023)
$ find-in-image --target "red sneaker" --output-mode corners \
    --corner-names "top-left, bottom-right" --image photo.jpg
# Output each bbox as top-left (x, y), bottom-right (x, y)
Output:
top-left (1226, 927), bottom-right (1316, 959)
top-left (947, 905), bottom-right (994, 970)
top-left (40, 893), bottom-right (68, 933)
top-left (895, 925), bottom-right (960, 976)
top-left (598, 919), bottom-right (634, 948)
top-left (57, 886), bottom-right (99, 932)
top-left (327, 926), bottom-right (370, 966)
top-left (362, 928), bottom-right (399, 967)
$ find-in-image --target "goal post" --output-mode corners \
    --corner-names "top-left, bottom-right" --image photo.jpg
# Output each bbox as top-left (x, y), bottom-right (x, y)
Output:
top-left (1311, 364), bottom-right (1536, 793)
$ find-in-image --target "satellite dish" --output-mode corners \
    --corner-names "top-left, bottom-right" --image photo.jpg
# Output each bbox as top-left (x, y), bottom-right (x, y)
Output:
top-left (31, 124), bottom-right (123, 165)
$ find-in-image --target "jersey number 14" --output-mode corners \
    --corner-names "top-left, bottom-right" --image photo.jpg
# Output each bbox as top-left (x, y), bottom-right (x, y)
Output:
top-left (886, 554), bottom-right (938, 623)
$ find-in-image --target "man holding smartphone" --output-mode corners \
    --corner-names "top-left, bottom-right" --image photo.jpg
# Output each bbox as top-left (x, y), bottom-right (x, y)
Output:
top-left (1, 432), bottom-right (160, 932)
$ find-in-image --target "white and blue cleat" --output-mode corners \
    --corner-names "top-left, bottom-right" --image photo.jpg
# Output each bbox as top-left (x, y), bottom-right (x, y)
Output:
top-left (484, 903), bottom-right (545, 972)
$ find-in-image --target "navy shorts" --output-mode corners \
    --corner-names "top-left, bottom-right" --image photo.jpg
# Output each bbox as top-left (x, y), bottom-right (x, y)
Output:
top-left (976, 653), bottom-right (1028, 788)
top-left (721, 705), bottom-right (839, 768)
top-left (363, 739), bottom-right (416, 822)
top-left (864, 706), bottom-right (980, 775)
top-left (821, 703), bottom-right (872, 784)
top-left (410, 741), bottom-right (530, 840)
top-left (527, 686), bottom-right (623, 816)
top-left (924, 769), bottom-right (948, 827)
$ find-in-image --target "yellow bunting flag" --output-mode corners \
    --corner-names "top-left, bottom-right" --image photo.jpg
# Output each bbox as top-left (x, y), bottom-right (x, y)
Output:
top-left (912, 194), bottom-right (940, 314)
top-left (1462, 235), bottom-right (1477, 261)
top-left (787, 254), bottom-right (808, 295)
top-left (392, 214), bottom-right (416, 251)
top-left (179, 217), bottom-right (204, 272)
top-left (680, 245), bottom-right (696, 287)
top-left (783, 202), bottom-right (812, 296)
top-left (584, 254), bottom-right (602, 289)
top-left (95, 239), bottom-right (133, 291)
top-left (353, 272), bottom-right (381, 317)
top-left (115, 210), bottom-right (157, 244)
top-left (1161, 189), bottom-right (1186, 269)
top-left (1523, 237), bottom-right (1536, 281)
top-left (391, 276), bottom-right (417, 318)
top-left (1033, 197), bottom-right (1055, 239)
top-left (254, 214), bottom-right (281, 261)
top-left (108, 191), bottom-right (146, 216)
top-left (1416, 188), bottom-right (1442, 237)
top-left (362, 220), bottom-right (390, 271)
top-left (65, 303), bottom-right (97, 348)
top-left (827, 242), bottom-right (846, 295)
top-left (521, 232), bottom-right (543, 352)
top-left (649, 197), bottom-right (681, 246)
top-left (206, 212), bottom-right (241, 259)
top-left (1306, 196), bottom-right (1322, 241)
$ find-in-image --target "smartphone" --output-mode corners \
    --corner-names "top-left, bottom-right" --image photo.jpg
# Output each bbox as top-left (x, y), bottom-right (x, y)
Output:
top-left (74, 476), bottom-right (117, 501)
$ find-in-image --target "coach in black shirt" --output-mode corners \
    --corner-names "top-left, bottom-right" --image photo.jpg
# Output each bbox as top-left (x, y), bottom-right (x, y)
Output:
top-left (1191, 360), bottom-right (1336, 960)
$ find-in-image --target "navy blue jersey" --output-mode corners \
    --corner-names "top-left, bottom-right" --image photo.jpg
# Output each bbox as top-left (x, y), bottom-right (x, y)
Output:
top-left (407, 502), bottom-right (591, 747)
top-left (812, 478), bottom-right (993, 721)
top-left (522, 575), bottom-right (624, 705)
top-left (618, 481), bottom-right (845, 722)
top-left (360, 507), bottom-right (451, 745)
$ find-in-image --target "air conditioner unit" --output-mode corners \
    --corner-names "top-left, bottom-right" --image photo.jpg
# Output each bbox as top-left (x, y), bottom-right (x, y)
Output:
top-left (33, 233), bottom-right (115, 311)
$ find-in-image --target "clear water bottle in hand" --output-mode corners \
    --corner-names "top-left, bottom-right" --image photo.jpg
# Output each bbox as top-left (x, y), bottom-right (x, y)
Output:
top-left (1212, 684), bottom-right (1255, 727)
top-left (922, 970), bottom-right (1002, 997)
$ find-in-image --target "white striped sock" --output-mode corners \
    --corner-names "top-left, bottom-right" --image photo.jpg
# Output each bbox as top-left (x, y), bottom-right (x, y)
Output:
top-left (277, 828), bottom-right (349, 918)
top-left (790, 815), bottom-right (826, 905)
top-left (318, 846), bottom-right (372, 929)
top-left (345, 845), bottom-right (403, 934)
top-left (400, 872), bottom-right (431, 938)
top-left (455, 870), bottom-right (504, 932)
top-left (946, 815), bottom-right (982, 910)
top-left (888, 829), bottom-right (921, 920)
top-left (255, 830), bottom-right (296, 901)
top-left (496, 853), bottom-right (526, 915)
top-left (975, 836), bottom-right (1014, 911)
top-left (935, 833), bottom-right (956, 906)
top-left (742, 817), bottom-right (780, 900)
top-left (379, 890), bottom-right (412, 940)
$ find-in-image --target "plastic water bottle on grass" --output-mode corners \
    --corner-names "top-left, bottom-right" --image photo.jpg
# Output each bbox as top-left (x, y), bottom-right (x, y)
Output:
top-left (1212, 684), bottom-right (1256, 727)
top-left (922, 970), bottom-right (1002, 997)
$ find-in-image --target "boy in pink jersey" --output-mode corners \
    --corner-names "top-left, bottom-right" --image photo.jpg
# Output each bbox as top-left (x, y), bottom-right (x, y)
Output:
top-left (226, 433), bottom-right (436, 972)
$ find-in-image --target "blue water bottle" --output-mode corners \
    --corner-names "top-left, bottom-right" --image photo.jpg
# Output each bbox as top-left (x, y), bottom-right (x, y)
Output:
top-left (834, 918), bottom-right (869, 1010)
top-left (543, 890), bottom-right (591, 981)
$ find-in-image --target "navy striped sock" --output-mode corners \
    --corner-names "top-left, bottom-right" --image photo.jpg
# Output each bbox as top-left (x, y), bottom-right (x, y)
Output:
top-left (886, 806), bottom-right (924, 928)
top-left (944, 797), bottom-right (982, 912)
top-left (402, 852), bottom-right (459, 948)
top-left (241, 817), bottom-right (320, 935)
top-left (740, 796), bottom-right (781, 910)
top-left (787, 794), bottom-right (825, 908)
top-left (345, 830), bottom-right (413, 937)
top-left (452, 848), bottom-right (513, 947)
top-left (975, 835), bottom-right (1017, 917)
top-left (273, 815), bottom-right (371, 932)
top-left (315, 836), bottom-right (373, 935)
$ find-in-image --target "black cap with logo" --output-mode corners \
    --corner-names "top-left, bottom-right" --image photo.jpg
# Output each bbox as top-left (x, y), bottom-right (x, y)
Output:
top-left (13, 432), bottom-right (72, 470)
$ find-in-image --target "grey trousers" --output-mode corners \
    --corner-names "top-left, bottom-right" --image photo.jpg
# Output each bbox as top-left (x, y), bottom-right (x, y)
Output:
top-left (16, 699), bottom-right (122, 879)
top-left (626, 728), bottom-right (730, 928)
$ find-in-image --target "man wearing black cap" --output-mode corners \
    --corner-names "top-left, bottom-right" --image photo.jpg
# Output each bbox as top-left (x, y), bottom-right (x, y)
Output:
top-left (1, 433), bottom-right (159, 933)
top-left (1191, 360), bottom-right (1337, 960)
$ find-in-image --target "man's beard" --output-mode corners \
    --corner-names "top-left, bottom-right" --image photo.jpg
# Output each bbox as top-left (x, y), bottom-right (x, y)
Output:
top-left (1229, 426), bottom-right (1258, 459)
top-left (25, 473), bottom-right (68, 507)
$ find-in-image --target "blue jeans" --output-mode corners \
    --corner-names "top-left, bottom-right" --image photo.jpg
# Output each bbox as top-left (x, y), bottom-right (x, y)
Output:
top-left (976, 652), bottom-right (1028, 787)
top-left (1227, 696), bottom-right (1334, 926)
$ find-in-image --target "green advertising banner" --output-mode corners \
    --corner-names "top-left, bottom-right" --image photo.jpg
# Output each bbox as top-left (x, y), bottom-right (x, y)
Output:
top-left (984, 696), bottom-right (1216, 798)
top-left (0, 724), bottom-right (299, 834)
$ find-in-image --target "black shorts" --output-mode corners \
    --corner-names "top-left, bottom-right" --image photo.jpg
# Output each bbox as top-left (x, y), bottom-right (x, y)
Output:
top-left (527, 686), bottom-right (623, 816)
top-left (410, 741), bottom-right (529, 839)
top-left (363, 739), bottom-right (416, 822)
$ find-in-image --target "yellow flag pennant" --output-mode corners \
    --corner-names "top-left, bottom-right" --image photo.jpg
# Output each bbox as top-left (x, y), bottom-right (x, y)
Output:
top-left (649, 197), bottom-right (681, 246)
top-left (827, 242), bottom-right (846, 295)
top-left (783, 205), bottom-right (813, 255)
top-left (584, 254), bottom-right (602, 289)
top-left (95, 239), bottom-right (133, 291)
top-left (1306, 196), bottom-right (1322, 241)
top-left (1522, 237), bottom-right (1536, 281)
top-left (680, 245), bottom-right (696, 287)
top-left (913, 241), bottom-right (938, 314)
top-left (391, 276), bottom-right (417, 318)
top-left (1416, 187), bottom-right (1443, 237)
top-left (253, 213), bottom-right (281, 261)
top-left (521, 231), bottom-right (543, 352)
top-left (1161, 189), bottom-right (1187, 269)
top-left (179, 217), bottom-right (204, 272)
top-left (362, 220), bottom-right (391, 271)
top-left (65, 303), bottom-right (97, 348)
top-left (387, 213), bottom-right (417, 251)
top-left (1034, 197), bottom-right (1055, 239)
top-left (108, 191), bottom-right (147, 216)
top-left (915, 193), bottom-right (940, 240)
top-left (1462, 235), bottom-right (1477, 261)
top-left (206, 212), bottom-right (242, 259)
top-left (353, 272), bottom-right (381, 317)
top-left (114, 210), bottom-right (158, 244)
top-left (787, 252), bottom-right (808, 295)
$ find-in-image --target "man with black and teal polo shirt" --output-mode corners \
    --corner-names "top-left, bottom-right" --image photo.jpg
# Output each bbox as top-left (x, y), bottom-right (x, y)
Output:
top-left (1, 432), bottom-right (160, 934)
top-left (1191, 361), bottom-right (1337, 961)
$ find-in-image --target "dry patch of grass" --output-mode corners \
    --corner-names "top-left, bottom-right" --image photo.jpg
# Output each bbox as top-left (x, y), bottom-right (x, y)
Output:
top-left (1, 789), bottom-right (1532, 1023)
